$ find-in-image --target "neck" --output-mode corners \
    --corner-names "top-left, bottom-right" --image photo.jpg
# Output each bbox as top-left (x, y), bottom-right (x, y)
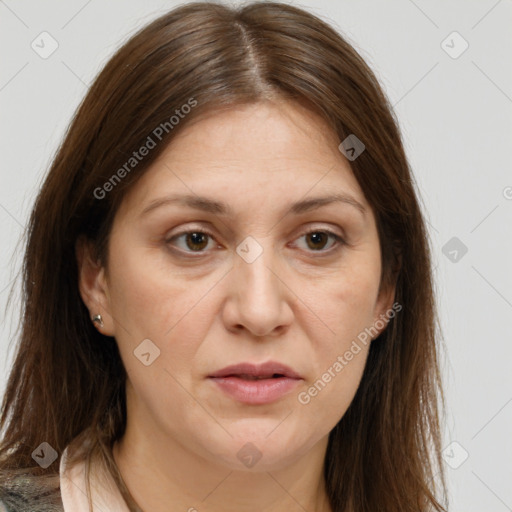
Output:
top-left (112, 413), bottom-right (332, 512)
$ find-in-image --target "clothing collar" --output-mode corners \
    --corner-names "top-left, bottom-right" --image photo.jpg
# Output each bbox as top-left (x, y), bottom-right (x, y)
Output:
top-left (59, 442), bottom-right (130, 512)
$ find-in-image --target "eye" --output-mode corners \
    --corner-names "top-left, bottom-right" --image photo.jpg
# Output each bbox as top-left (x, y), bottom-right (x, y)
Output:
top-left (166, 230), bottom-right (218, 254)
top-left (166, 227), bottom-right (345, 256)
top-left (293, 228), bottom-right (345, 253)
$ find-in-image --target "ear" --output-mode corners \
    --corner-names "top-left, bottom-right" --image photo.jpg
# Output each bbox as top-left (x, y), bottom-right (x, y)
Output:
top-left (370, 246), bottom-right (402, 340)
top-left (75, 235), bottom-right (115, 336)
top-left (371, 270), bottom-right (400, 341)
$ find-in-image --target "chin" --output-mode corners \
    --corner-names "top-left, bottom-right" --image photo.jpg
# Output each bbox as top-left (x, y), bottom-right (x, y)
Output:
top-left (199, 424), bottom-right (316, 472)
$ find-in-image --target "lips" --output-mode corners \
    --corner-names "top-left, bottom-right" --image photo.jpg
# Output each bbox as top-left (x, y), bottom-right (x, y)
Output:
top-left (208, 361), bottom-right (302, 380)
top-left (208, 361), bottom-right (303, 405)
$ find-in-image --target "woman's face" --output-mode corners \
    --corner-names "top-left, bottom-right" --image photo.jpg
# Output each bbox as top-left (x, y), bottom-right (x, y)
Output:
top-left (80, 99), bottom-right (395, 471)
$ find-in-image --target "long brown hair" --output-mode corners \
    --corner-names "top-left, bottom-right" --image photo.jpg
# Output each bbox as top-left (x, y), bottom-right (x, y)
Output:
top-left (0, 2), bottom-right (447, 511)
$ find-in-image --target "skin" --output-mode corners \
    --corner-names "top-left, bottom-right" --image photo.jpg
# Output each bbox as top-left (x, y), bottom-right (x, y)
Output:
top-left (77, 99), bottom-right (396, 512)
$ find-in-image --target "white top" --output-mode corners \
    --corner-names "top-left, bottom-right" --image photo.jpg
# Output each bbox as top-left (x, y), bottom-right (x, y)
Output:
top-left (59, 443), bottom-right (130, 511)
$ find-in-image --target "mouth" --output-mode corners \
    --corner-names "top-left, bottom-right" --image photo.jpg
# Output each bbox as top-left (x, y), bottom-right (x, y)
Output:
top-left (227, 373), bottom-right (286, 380)
top-left (208, 361), bottom-right (302, 380)
top-left (208, 361), bottom-right (303, 405)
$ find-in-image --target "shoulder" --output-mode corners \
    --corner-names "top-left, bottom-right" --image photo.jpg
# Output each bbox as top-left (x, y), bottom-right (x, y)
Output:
top-left (0, 470), bottom-right (63, 512)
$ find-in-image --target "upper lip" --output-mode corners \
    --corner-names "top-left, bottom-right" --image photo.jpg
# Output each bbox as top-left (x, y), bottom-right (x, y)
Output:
top-left (208, 361), bottom-right (302, 379)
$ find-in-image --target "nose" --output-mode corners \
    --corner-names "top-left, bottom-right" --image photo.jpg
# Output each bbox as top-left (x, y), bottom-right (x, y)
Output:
top-left (221, 238), bottom-right (294, 338)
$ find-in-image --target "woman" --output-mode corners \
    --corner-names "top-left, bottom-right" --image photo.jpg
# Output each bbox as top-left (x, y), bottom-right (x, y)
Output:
top-left (0, 2), bottom-right (447, 511)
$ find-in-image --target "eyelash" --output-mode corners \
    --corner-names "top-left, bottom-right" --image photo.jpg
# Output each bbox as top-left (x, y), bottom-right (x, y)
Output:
top-left (166, 227), bottom-right (346, 257)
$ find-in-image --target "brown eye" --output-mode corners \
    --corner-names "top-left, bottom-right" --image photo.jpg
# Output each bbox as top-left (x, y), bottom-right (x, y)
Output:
top-left (167, 231), bottom-right (215, 253)
top-left (185, 232), bottom-right (210, 251)
top-left (294, 229), bottom-right (345, 254)
top-left (305, 232), bottom-right (330, 250)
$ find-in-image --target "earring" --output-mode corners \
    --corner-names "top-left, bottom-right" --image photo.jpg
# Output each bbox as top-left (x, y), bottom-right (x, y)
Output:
top-left (92, 314), bottom-right (104, 327)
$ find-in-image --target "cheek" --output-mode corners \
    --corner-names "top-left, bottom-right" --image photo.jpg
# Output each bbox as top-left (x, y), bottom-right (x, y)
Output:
top-left (296, 271), bottom-right (377, 423)
top-left (297, 344), bottom-right (369, 438)
top-left (294, 254), bottom-right (379, 415)
top-left (106, 246), bottom-right (219, 379)
top-left (303, 254), bottom-right (381, 349)
top-left (107, 244), bottom-right (202, 337)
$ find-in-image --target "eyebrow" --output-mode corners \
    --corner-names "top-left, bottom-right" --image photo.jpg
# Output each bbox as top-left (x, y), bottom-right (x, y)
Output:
top-left (140, 192), bottom-right (366, 218)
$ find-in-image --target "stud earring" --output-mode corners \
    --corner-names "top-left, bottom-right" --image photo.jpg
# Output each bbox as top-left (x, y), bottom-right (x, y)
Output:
top-left (92, 314), bottom-right (104, 327)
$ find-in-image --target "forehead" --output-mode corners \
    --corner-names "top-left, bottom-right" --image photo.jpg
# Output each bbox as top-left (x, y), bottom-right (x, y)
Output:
top-left (117, 100), bottom-right (369, 220)
top-left (165, 99), bottom-right (343, 165)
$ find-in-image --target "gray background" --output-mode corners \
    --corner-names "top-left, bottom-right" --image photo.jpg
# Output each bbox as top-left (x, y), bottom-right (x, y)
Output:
top-left (1, 1), bottom-right (511, 510)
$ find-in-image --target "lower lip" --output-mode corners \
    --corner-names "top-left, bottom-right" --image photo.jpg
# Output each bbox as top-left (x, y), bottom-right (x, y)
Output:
top-left (209, 376), bottom-right (302, 405)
